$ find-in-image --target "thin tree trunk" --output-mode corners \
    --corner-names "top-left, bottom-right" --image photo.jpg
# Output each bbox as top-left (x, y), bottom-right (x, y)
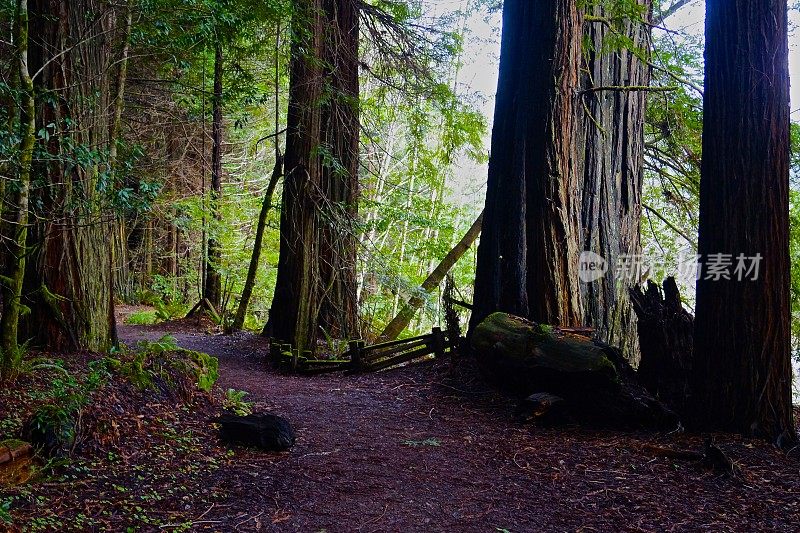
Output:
top-left (380, 211), bottom-right (483, 341)
top-left (469, 0), bottom-right (583, 335)
top-left (691, 0), bottom-right (796, 442)
top-left (233, 153), bottom-right (283, 331)
top-left (0, 0), bottom-right (35, 378)
top-left (203, 39), bottom-right (224, 311)
top-left (109, 1), bottom-right (133, 302)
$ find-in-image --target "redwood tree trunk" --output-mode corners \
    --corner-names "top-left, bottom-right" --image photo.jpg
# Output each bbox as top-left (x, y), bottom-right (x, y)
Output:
top-left (268, 0), bottom-right (325, 353)
top-left (469, 0), bottom-right (583, 334)
top-left (267, 0), bottom-right (360, 352)
top-left (691, 0), bottom-right (795, 441)
top-left (578, 2), bottom-right (651, 362)
top-left (317, 0), bottom-right (360, 340)
top-left (22, 0), bottom-right (115, 352)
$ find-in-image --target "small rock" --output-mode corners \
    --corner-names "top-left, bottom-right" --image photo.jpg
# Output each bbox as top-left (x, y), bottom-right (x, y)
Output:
top-left (514, 392), bottom-right (569, 425)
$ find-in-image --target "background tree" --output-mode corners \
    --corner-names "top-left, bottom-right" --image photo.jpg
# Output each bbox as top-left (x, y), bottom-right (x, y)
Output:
top-left (579, 0), bottom-right (652, 360)
top-left (691, 0), bottom-right (796, 441)
top-left (316, 0), bottom-right (361, 340)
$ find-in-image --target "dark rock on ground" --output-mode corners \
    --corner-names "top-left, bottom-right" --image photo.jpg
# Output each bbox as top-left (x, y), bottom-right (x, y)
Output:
top-left (216, 413), bottom-right (296, 452)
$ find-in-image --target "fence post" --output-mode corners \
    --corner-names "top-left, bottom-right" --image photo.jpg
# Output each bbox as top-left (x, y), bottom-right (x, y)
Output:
top-left (291, 348), bottom-right (300, 371)
top-left (280, 344), bottom-right (292, 370)
top-left (432, 327), bottom-right (445, 357)
top-left (268, 338), bottom-right (277, 367)
top-left (349, 340), bottom-right (364, 371)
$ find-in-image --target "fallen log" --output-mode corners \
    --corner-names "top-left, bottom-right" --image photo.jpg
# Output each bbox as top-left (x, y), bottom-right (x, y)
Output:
top-left (471, 312), bottom-right (677, 429)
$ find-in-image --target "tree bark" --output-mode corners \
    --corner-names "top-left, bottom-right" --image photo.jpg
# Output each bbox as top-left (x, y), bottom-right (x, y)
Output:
top-left (630, 277), bottom-right (693, 415)
top-left (268, 0), bottom-right (360, 351)
top-left (268, 0), bottom-right (326, 352)
top-left (317, 0), bottom-right (360, 340)
top-left (578, 1), bottom-right (651, 362)
top-left (21, 0), bottom-right (115, 352)
top-left (379, 211), bottom-right (483, 341)
top-left (203, 39), bottom-right (224, 311)
top-left (0, 0), bottom-right (35, 378)
top-left (469, 0), bottom-right (583, 335)
top-left (691, 0), bottom-right (796, 441)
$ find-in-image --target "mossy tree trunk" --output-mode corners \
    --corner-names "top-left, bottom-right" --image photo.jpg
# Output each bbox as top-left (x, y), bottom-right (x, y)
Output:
top-left (0, 0), bottom-right (35, 379)
top-left (20, 0), bottom-right (116, 352)
top-left (471, 312), bottom-right (677, 428)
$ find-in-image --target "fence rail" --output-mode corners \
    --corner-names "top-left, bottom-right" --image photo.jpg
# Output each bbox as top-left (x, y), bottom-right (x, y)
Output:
top-left (267, 327), bottom-right (458, 375)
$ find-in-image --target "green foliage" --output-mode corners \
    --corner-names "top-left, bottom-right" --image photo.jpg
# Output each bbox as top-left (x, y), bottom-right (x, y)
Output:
top-left (26, 359), bottom-right (112, 455)
top-left (223, 389), bottom-right (253, 416)
top-left (641, 25), bottom-right (704, 297)
top-left (137, 334), bottom-right (180, 353)
top-left (0, 496), bottom-right (12, 524)
top-left (124, 310), bottom-right (159, 326)
top-left (109, 336), bottom-right (219, 395)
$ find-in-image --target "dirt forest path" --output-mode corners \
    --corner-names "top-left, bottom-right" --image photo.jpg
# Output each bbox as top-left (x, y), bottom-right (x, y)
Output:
top-left (117, 324), bottom-right (799, 532)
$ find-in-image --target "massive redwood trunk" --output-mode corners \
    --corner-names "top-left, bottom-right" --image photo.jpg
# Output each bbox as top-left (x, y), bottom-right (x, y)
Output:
top-left (317, 0), bottom-right (360, 340)
top-left (22, 0), bottom-right (116, 351)
top-left (268, 0), bottom-right (360, 352)
top-left (691, 0), bottom-right (795, 441)
top-left (578, 2), bottom-right (651, 361)
top-left (470, 0), bottom-right (583, 334)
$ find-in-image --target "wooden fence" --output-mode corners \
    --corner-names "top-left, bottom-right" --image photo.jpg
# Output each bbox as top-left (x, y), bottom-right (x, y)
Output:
top-left (267, 327), bottom-right (458, 375)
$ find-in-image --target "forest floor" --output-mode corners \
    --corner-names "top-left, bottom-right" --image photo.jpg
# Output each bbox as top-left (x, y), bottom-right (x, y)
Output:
top-left (2, 313), bottom-right (800, 531)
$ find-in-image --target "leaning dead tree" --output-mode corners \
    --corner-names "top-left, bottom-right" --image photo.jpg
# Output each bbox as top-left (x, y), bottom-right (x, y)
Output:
top-left (379, 211), bottom-right (483, 341)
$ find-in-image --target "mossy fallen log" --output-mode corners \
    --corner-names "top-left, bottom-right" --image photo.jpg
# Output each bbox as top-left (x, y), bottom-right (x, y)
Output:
top-left (471, 312), bottom-right (677, 429)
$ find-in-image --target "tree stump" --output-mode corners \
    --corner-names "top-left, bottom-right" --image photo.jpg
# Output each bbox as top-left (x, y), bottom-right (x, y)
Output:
top-left (630, 277), bottom-right (693, 415)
